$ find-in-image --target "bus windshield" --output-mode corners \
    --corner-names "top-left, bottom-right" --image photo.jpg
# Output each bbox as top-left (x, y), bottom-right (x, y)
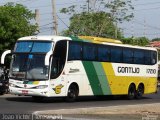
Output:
top-left (10, 41), bottom-right (53, 80)
top-left (10, 54), bottom-right (49, 80)
top-left (14, 41), bottom-right (52, 53)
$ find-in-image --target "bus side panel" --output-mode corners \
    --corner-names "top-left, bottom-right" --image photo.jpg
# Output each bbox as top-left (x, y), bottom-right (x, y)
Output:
top-left (50, 61), bottom-right (158, 97)
top-left (106, 63), bottom-right (158, 95)
top-left (48, 61), bottom-right (94, 97)
top-left (64, 61), bottom-right (94, 96)
top-left (82, 61), bottom-right (112, 95)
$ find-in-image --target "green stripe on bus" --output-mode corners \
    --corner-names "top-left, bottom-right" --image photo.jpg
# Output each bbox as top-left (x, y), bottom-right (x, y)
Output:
top-left (23, 81), bottom-right (28, 84)
top-left (82, 61), bottom-right (103, 95)
top-left (70, 36), bottom-right (90, 42)
top-left (28, 81), bottom-right (33, 84)
top-left (71, 36), bottom-right (111, 95)
top-left (23, 81), bottom-right (33, 84)
top-left (93, 62), bottom-right (112, 95)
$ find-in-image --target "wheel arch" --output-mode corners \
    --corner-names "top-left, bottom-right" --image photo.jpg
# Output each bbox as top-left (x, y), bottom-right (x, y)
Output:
top-left (66, 82), bottom-right (79, 96)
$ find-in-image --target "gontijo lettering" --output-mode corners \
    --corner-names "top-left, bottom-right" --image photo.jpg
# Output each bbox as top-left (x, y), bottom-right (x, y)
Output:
top-left (118, 67), bottom-right (140, 73)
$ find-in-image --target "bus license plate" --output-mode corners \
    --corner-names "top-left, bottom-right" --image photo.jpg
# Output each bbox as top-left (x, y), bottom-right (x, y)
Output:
top-left (22, 90), bottom-right (28, 95)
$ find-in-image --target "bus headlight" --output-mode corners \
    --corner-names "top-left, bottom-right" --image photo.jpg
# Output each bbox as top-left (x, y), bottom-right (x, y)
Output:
top-left (35, 85), bottom-right (48, 89)
top-left (9, 83), bottom-right (16, 87)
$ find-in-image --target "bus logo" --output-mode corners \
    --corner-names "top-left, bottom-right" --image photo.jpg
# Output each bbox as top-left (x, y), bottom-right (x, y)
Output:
top-left (53, 84), bottom-right (64, 94)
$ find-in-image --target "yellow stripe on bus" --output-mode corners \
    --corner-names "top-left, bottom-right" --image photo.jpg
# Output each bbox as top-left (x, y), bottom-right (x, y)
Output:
top-left (33, 81), bottom-right (40, 85)
top-left (101, 62), bottom-right (157, 95)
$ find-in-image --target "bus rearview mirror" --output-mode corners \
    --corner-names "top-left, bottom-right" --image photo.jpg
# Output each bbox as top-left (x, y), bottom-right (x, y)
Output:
top-left (1, 50), bottom-right (11, 64)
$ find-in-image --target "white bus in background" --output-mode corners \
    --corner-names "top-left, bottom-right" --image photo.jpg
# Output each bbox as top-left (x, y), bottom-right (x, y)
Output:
top-left (1, 36), bottom-right (158, 101)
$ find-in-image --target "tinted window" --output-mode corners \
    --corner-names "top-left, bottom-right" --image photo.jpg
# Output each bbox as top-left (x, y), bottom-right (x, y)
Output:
top-left (134, 50), bottom-right (144, 64)
top-left (51, 41), bottom-right (67, 79)
top-left (32, 42), bottom-right (52, 52)
top-left (123, 48), bottom-right (133, 64)
top-left (151, 51), bottom-right (157, 65)
top-left (15, 41), bottom-right (52, 53)
top-left (68, 42), bottom-right (82, 60)
top-left (111, 47), bottom-right (122, 63)
top-left (15, 41), bottom-right (33, 52)
top-left (144, 51), bottom-right (151, 65)
top-left (83, 44), bottom-right (96, 61)
top-left (98, 46), bottom-right (110, 62)
top-left (68, 41), bottom-right (157, 65)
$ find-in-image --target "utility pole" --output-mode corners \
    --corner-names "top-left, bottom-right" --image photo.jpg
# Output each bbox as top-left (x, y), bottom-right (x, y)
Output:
top-left (51, 0), bottom-right (58, 35)
top-left (88, 0), bottom-right (90, 13)
top-left (115, 22), bottom-right (118, 39)
top-left (143, 18), bottom-right (146, 37)
top-left (35, 9), bottom-right (40, 33)
top-left (131, 21), bottom-right (134, 37)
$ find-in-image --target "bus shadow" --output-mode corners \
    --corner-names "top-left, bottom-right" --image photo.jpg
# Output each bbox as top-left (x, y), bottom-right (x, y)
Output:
top-left (5, 95), bottom-right (154, 103)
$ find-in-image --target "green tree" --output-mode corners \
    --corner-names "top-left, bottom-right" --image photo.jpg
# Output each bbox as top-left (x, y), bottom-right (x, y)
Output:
top-left (0, 3), bottom-right (37, 55)
top-left (152, 38), bottom-right (160, 41)
top-left (121, 37), bottom-right (149, 46)
top-left (105, 0), bottom-right (134, 38)
top-left (105, 0), bottom-right (134, 23)
top-left (62, 12), bottom-right (122, 38)
top-left (60, 0), bottom-right (134, 39)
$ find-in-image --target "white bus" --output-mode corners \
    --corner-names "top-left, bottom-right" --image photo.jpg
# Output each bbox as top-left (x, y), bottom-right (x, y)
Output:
top-left (1, 36), bottom-right (158, 101)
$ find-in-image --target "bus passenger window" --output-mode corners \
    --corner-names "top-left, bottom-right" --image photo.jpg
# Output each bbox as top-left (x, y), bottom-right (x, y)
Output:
top-left (123, 48), bottom-right (133, 64)
top-left (98, 46), bottom-right (110, 62)
top-left (68, 42), bottom-right (82, 60)
top-left (144, 51), bottom-right (151, 65)
top-left (83, 44), bottom-right (97, 61)
top-left (134, 50), bottom-right (144, 64)
top-left (111, 47), bottom-right (122, 63)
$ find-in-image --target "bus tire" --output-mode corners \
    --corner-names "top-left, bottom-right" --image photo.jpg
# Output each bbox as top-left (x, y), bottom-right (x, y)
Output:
top-left (127, 84), bottom-right (136, 100)
top-left (135, 84), bottom-right (144, 99)
top-left (66, 84), bottom-right (79, 102)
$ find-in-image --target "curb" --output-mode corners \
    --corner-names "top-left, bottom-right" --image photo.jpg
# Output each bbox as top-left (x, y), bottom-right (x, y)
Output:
top-left (33, 103), bottom-right (160, 120)
top-left (34, 103), bottom-right (160, 115)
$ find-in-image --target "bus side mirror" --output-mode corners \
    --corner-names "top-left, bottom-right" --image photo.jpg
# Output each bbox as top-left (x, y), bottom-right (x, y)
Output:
top-left (45, 51), bottom-right (53, 66)
top-left (1, 50), bottom-right (11, 64)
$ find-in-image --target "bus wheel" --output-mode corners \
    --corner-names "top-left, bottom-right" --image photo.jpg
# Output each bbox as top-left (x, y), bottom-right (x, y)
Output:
top-left (127, 84), bottom-right (136, 100)
top-left (136, 84), bottom-right (144, 99)
top-left (66, 84), bottom-right (79, 102)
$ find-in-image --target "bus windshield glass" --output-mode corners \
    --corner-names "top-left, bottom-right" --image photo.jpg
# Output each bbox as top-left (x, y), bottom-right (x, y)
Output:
top-left (10, 54), bottom-right (49, 80)
top-left (14, 41), bottom-right (52, 53)
top-left (10, 41), bottom-right (53, 80)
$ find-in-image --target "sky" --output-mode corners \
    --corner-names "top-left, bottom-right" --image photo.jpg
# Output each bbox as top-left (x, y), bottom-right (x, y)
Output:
top-left (0, 0), bottom-right (160, 40)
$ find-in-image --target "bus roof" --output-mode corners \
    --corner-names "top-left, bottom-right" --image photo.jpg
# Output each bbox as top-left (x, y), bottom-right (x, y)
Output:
top-left (18, 36), bottom-right (71, 42)
top-left (79, 36), bottom-right (122, 44)
top-left (77, 36), bottom-right (157, 51)
top-left (101, 41), bottom-right (157, 51)
top-left (17, 35), bottom-right (157, 51)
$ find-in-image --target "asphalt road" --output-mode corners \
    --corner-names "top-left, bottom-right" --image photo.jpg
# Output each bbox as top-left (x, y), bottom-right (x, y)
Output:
top-left (0, 90), bottom-right (160, 114)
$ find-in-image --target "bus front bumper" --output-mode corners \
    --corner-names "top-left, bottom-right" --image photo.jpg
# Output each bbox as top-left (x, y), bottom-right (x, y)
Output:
top-left (9, 87), bottom-right (49, 97)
